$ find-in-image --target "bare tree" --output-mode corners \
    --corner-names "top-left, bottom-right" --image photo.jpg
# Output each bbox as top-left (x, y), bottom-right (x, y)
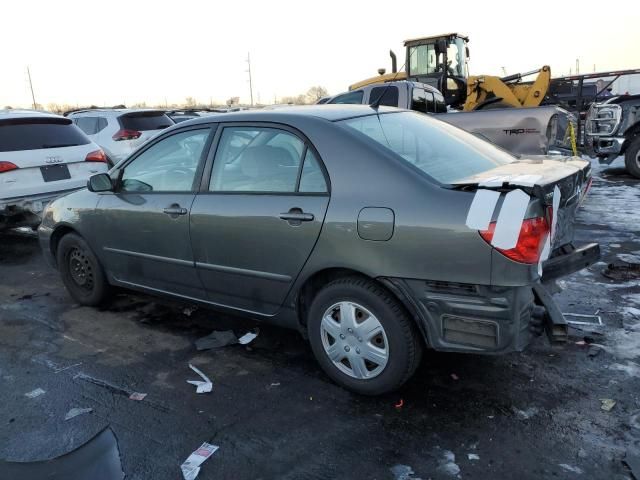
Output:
top-left (306, 86), bottom-right (328, 103)
top-left (185, 97), bottom-right (197, 108)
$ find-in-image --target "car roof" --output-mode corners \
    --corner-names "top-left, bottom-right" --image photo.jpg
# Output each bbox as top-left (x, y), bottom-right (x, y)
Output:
top-left (176, 104), bottom-right (401, 126)
top-left (0, 109), bottom-right (64, 121)
top-left (66, 108), bottom-right (167, 117)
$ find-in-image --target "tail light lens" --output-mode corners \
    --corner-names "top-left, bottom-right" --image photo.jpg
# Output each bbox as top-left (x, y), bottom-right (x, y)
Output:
top-left (479, 216), bottom-right (550, 264)
top-left (85, 149), bottom-right (107, 163)
top-left (112, 129), bottom-right (141, 141)
top-left (0, 161), bottom-right (19, 173)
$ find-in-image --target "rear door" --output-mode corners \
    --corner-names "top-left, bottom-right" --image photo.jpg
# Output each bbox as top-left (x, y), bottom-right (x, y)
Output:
top-left (190, 124), bottom-right (330, 315)
top-left (0, 117), bottom-right (106, 201)
top-left (92, 126), bottom-right (213, 298)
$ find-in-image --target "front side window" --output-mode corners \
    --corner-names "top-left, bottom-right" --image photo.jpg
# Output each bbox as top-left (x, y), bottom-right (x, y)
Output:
top-left (339, 112), bottom-right (514, 184)
top-left (209, 126), bottom-right (327, 193)
top-left (328, 91), bottom-right (364, 105)
top-left (120, 129), bottom-right (210, 192)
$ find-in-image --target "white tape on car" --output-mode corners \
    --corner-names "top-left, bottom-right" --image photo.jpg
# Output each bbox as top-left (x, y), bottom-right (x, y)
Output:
top-left (538, 236), bottom-right (551, 276)
top-left (491, 189), bottom-right (530, 249)
top-left (479, 175), bottom-right (510, 187)
top-left (509, 174), bottom-right (542, 187)
top-left (551, 185), bottom-right (561, 240)
top-left (465, 189), bottom-right (501, 230)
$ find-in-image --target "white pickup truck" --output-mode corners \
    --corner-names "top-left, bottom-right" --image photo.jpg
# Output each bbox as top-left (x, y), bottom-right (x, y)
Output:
top-left (325, 80), bottom-right (576, 157)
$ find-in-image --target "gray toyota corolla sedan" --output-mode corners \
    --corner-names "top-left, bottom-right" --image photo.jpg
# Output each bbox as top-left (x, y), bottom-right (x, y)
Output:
top-left (39, 105), bottom-right (598, 395)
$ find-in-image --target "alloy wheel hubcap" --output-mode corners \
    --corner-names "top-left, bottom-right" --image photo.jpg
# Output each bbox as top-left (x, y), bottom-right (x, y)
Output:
top-left (69, 248), bottom-right (94, 291)
top-left (320, 301), bottom-right (389, 379)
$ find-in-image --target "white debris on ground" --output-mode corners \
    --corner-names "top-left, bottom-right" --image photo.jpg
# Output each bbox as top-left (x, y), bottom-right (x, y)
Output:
top-left (180, 442), bottom-right (219, 480)
top-left (238, 331), bottom-right (258, 345)
top-left (390, 464), bottom-right (422, 480)
top-left (437, 450), bottom-right (461, 477)
top-left (24, 388), bottom-right (45, 398)
top-left (64, 407), bottom-right (92, 420)
top-left (467, 453), bottom-right (480, 461)
top-left (512, 406), bottom-right (539, 420)
top-left (559, 463), bottom-right (584, 474)
top-left (187, 364), bottom-right (213, 394)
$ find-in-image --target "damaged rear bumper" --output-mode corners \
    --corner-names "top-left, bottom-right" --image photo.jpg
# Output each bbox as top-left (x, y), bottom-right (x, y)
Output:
top-left (541, 243), bottom-right (600, 282)
top-left (380, 278), bottom-right (535, 354)
top-left (0, 188), bottom-right (81, 230)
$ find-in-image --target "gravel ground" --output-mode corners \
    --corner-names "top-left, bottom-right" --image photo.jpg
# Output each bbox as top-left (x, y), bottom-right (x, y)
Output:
top-left (0, 158), bottom-right (639, 480)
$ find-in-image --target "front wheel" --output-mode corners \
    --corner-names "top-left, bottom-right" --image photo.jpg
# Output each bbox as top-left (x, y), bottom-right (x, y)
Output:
top-left (307, 277), bottom-right (422, 395)
top-left (57, 233), bottom-right (111, 306)
top-left (624, 136), bottom-right (640, 179)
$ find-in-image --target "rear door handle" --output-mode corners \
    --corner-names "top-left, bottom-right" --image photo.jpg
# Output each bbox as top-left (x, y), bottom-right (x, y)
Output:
top-left (279, 208), bottom-right (314, 225)
top-left (163, 204), bottom-right (188, 216)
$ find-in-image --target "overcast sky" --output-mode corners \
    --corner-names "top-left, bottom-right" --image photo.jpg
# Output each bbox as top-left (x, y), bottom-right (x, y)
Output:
top-left (3, 0), bottom-right (639, 108)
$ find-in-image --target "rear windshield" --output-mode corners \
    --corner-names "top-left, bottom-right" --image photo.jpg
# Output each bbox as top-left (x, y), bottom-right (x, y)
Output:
top-left (0, 118), bottom-right (90, 152)
top-left (120, 112), bottom-right (173, 131)
top-left (338, 111), bottom-right (514, 184)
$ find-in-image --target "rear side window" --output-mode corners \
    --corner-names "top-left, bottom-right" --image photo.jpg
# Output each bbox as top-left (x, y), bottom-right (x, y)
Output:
top-left (369, 86), bottom-right (399, 107)
top-left (119, 112), bottom-right (173, 131)
top-left (75, 116), bottom-right (102, 135)
top-left (0, 119), bottom-right (90, 152)
top-left (339, 112), bottom-right (514, 184)
top-left (329, 91), bottom-right (364, 104)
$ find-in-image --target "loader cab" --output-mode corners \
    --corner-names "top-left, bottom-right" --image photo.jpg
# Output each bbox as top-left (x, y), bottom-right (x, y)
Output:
top-left (405, 33), bottom-right (469, 108)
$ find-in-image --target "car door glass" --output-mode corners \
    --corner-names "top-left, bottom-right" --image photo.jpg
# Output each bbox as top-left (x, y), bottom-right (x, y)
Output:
top-left (299, 150), bottom-right (327, 193)
top-left (120, 129), bottom-right (209, 193)
top-left (76, 117), bottom-right (99, 135)
top-left (209, 127), bottom-right (304, 192)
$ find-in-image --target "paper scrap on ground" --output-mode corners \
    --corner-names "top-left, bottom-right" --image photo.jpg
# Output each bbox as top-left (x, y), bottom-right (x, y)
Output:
top-left (238, 331), bottom-right (258, 345)
top-left (466, 189), bottom-right (500, 230)
top-left (195, 330), bottom-right (238, 351)
top-left (181, 442), bottom-right (219, 480)
top-left (491, 189), bottom-right (530, 249)
top-left (129, 392), bottom-right (147, 401)
top-left (65, 407), bottom-right (92, 421)
top-left (601, 398), bottom-right (616, 412)
top-left (187, 364), bottom-right (213, 393)
top-left (25, 388), bottom-right (45, 398)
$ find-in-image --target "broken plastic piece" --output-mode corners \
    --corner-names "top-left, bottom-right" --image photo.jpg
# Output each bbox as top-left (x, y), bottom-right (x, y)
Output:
top-left (468, 453), bottom-right (480, 461)
top-left (601, 398), bottom-right (616, 412)
top-left (65, 407), bottom-right (93, 421)
top-left (129, 392), bottom-right (147, 401)
top-left (187, 364), bottom-right (213, 394)
top-left (195, 330), bottom-right (238, 351)
top-left (238, 331), bottom-right (258, 345)
top-left (25, 388), bottom-right (45, 398)
top-left (394, 399), bottom-right (404, 409)
top-left (563, 313), bottom-right (603, 327)
top-left (180, 442), bottom-right (219, 480)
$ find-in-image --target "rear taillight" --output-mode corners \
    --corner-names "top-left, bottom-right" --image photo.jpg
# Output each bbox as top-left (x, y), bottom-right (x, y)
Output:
top-left (479, 216), bottom-right (550, 264)
top-left (112, 129), bottom-right (141, 141)
top-left (0, 161), bottom-right (19, 173)
top-left (85, 149), bottom-right (107, 163)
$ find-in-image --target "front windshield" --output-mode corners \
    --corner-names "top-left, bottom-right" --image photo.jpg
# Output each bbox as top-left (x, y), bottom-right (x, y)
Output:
top-left (338, 111), bottom-right (514, 184)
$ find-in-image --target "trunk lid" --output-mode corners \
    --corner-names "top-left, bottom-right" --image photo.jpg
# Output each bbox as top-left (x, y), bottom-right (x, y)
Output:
top-left (453, 156), bottom-right (592, 249)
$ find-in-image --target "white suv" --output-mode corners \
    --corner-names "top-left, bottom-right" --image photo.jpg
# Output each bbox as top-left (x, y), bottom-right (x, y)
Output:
top-left (66, 108), bottom-right (174, 165)
top-left (0, 109), bottom-right (108, 230)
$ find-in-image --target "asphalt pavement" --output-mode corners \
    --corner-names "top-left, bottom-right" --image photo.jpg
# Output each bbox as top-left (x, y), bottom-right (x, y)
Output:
top-left (1, 158), bottom-right (639, 480)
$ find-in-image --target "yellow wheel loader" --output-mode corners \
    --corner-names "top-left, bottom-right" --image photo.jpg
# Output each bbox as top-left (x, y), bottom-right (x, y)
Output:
top-left (350, 33), bottom-right (551, 111)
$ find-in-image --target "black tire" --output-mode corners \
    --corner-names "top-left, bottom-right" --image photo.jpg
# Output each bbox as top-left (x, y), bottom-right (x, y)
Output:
top-left (57, 233), bottom-right (111, 306)
top-left (307, 276), bottom-right (423, 395)
top-left (624, 136), bottom-right (640, 179)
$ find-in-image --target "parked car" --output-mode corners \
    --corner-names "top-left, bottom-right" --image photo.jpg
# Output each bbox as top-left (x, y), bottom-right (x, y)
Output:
top-left (166, 109), bottom-right (228, 124)
top-left (0, 109), bottom-right (108, 231)
top-left (66, 108), bottom-right (174, 166)
top-left (39, 105), bottom-right (597, 395)
top-left (325, 80), bottom-right (577, 157)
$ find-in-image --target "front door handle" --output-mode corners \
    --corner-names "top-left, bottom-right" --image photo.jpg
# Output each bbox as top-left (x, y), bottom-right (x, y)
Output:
top-left (279, 208), bottom-right (314, 225)
top-left (163, 204), bottom-right (188, 216)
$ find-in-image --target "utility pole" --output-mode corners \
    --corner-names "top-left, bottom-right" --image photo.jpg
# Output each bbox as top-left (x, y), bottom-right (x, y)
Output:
top-left (27, 66), bottom-right (37, 109)
top-left (246, 52), bottom-right (254, 106)
top-left (501, 66), bottom-right (507, 76)
top-left (576, 58), bottom-right (580, 75)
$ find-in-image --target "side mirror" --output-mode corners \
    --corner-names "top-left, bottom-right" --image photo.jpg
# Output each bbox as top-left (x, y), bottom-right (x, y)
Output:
top-left (87, 173), bottom-right (113, 192)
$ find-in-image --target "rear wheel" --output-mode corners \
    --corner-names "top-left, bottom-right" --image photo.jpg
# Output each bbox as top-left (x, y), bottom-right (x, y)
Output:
top-left (624, 136), bottom-right (640, 179)
top-left (57, 233), bottom-right (111, 306)
top-left (307, 277), bottom-right (422, 395)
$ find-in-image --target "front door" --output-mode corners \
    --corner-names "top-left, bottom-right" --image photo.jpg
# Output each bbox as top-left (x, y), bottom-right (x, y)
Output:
top-left (190, 125), bottom-right (330, 315)
top-left (93, 127), bottom-right (213, 299)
